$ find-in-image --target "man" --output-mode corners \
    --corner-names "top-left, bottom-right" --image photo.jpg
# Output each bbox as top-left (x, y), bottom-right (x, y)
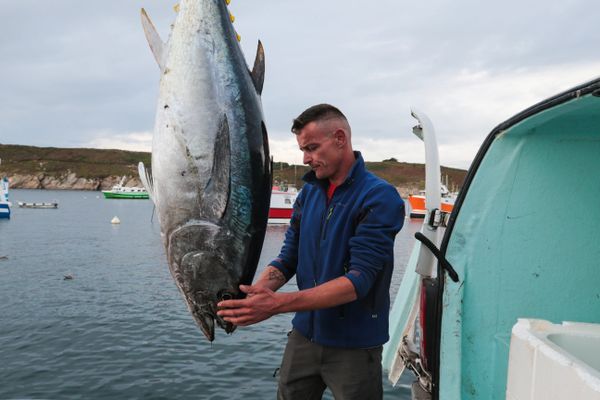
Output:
top-left (217, 104), bottom-right (405, 399)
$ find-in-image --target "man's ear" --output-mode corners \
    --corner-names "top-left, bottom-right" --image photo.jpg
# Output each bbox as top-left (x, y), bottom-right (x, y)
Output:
top-left (333, 129), bottom-right (346, 147)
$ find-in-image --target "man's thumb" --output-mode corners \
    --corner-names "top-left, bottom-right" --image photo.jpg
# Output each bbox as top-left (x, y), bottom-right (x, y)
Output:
top-left (239, 284), bottom-right (252, 294)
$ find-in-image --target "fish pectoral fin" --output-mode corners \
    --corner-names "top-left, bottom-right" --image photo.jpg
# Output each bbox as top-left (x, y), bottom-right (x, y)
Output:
top-left (141, 8), bottom-right (166, 70)
top-left (138, 161), bottom-right (156, 202)
top-left (250, 40), bottom-right (265, 95)
top-left (200, 114), bottom-right (231, 220)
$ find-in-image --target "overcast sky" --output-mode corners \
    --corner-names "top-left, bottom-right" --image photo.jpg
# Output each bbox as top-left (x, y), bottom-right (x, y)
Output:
top-left (1, 1), bottom-right (600, 169)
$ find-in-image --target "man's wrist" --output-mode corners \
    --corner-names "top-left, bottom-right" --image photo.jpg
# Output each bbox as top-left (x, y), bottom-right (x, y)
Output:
top-left (273, 291), bottom-right (297, 314)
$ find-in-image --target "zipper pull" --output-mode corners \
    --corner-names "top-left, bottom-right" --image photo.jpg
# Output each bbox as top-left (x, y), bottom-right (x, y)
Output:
top-left (326, 205), bottom-right (335, 220)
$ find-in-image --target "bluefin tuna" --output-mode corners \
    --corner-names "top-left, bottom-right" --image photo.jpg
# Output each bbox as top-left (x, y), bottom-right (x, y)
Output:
top-left (138, 0), bottom-right (272, 341)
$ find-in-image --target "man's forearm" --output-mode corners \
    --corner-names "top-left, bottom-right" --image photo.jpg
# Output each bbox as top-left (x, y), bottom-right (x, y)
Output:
top-left (217, 275), bottom-right (358, 326)
top-left (274, 276), bottom-right (357, 313)
top-left (253, 265), bottom-right (287, 292)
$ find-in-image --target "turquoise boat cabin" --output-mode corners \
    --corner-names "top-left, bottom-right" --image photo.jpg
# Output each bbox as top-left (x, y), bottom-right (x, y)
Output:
top-left (387, 77), bottom-right (600, 399)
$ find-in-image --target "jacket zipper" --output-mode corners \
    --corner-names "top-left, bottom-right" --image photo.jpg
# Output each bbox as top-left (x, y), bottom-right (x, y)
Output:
top-left (309, 188), bottom-right (335, 341)
top-left (321, 204), bottom-right (336, 241)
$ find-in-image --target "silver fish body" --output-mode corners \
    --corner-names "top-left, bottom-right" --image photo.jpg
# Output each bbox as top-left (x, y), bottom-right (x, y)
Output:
top-left (140, 0), bottom-right (271, 341)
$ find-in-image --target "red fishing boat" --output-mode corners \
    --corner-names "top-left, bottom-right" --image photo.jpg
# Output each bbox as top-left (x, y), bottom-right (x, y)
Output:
top-left (268, 186), bottom-right (298, 224)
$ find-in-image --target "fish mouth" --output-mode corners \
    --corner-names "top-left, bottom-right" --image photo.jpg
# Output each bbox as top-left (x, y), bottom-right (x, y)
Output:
top-left (197, 312), bottom-right (216, 342)
top-left (193, 302), bottom-right (236, 342)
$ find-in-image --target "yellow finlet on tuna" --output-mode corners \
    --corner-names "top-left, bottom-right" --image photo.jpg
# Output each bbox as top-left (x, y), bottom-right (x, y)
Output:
top-left (225, 0), bottom-right (236, 37)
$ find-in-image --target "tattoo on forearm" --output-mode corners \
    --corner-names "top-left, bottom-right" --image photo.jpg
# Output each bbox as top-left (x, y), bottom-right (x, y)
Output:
top-left (268, 269), bottom-right (286, 283)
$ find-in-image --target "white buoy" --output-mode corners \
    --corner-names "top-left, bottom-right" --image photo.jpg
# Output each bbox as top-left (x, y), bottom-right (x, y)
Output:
top-left (111, 216), bottom-right (121, 224)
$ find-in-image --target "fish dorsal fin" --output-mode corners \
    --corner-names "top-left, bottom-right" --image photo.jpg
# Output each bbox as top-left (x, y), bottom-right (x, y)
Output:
top-left (138, 162), bottom-right (156, 203)
top-left (250, 40), bottom-right (265, 95)
top-left (141, 8), bottom-right (166, 70)
top-left (200, 115), bottom-right (231, 221)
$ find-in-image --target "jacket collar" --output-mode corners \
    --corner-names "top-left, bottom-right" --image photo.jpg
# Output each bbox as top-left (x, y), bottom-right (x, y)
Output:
top-left (302, 151), bottom-right (366, 188)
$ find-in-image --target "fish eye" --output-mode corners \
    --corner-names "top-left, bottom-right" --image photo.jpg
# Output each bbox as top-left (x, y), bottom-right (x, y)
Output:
top-left (217, 290), bottom-right (235, 301)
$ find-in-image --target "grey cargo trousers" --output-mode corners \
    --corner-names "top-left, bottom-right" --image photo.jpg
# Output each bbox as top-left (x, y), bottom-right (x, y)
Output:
top-left (277, 329), bottom-right (383, 400)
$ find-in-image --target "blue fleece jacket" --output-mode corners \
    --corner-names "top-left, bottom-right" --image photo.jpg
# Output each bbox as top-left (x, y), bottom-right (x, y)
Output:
top-left (270, 152), bottom-right (405, 348)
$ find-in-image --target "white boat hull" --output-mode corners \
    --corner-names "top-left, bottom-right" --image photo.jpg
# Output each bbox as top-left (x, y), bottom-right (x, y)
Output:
top-left (268, 187), bottom-right (298, 224)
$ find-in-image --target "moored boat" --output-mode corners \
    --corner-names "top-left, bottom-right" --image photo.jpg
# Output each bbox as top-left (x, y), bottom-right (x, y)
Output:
top-left (268, 185), bottom-right (298, 224)
top-left (102, 177), bottom-right (149, 199)
top-left (0, 161), bottom-right (10, 219)
top-left (0, 203), bottom-right (9, 218)
top-left (17, 201), bottom-right (58, 209)
top-left (407, 185), bottom-right (456, 218)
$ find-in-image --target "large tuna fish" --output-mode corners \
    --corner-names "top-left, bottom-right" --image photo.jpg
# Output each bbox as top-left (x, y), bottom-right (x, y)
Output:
top-left (138, 0), bottom-right (272, 342)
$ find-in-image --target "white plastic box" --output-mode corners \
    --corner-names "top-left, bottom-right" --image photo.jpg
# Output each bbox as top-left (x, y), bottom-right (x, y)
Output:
top-left (506, 319), bottom-right (600, 400)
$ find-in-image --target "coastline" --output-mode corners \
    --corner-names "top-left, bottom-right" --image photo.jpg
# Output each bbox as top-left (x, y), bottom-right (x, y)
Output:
top-left (0, 144), bottom-right (466, 194)
top-left (7, 175), bottom-right (420, 198)
top-left (7, 173), bottom-right (143, 191)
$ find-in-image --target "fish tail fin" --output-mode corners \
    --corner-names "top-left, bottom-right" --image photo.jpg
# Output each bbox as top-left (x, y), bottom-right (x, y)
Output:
top-left (138, 162), bottom-right (156, 203)
top-left (141, 8), bottom-right (166, 70)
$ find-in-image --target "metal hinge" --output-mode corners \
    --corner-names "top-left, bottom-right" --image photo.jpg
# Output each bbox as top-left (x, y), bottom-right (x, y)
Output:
top-left (399, 335), bottom-right (433, 394)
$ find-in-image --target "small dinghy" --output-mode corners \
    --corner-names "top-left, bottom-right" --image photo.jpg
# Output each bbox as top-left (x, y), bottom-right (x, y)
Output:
top-left (17, 201), bottom-right (58, 209)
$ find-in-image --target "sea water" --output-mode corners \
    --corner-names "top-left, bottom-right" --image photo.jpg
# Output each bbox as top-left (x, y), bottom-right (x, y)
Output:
top-left (0, 189), bottom-right (418, 399)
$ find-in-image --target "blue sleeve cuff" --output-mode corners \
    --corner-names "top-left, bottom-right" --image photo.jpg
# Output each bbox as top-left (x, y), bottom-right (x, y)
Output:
top-left (344, 269), bottom-right (370, 299)
top-left (270, 258), bottom-right (295, 281)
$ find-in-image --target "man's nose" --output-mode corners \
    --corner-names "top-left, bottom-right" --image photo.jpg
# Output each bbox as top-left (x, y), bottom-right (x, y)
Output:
top-left (303, 152), bottom-right (311, 165)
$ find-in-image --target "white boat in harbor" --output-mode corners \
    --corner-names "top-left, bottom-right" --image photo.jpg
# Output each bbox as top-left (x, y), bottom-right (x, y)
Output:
top-left (0, 176), bottom-right (10, 219)
top-left (0, 158), bottom-right (11, 219)
top-left (268, 185), bottom-right (298, 224)
top-left (102, 176), bottom-right (149, 199)
top-left (17, 201), bottom-right (58, 209)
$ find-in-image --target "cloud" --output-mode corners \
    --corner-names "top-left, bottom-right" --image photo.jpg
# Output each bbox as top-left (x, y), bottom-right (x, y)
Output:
top-left (269, 134), bottom-right (303, 166)
top-left (85, 131), bottom-right (152, 152)
top-left (2, 0), bottom-right (600, 171)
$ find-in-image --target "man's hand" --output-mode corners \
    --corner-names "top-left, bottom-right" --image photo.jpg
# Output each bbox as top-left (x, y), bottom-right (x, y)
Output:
top-left (218, 276), bottom-right (357, 327)
top-left (217, 285), bottom-right (280, 326)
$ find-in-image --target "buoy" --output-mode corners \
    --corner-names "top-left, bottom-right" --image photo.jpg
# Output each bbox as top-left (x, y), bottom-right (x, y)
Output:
top-left (111, 216), bottom-right (121, 224)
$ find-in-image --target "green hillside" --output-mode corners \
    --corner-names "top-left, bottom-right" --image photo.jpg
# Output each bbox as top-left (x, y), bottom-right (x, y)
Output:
top-left (0, 144), bottom-right (151, 179)
top-left (0, 144), bottom-right (467, 190)
top-left (273, 159), bottom-right (466, 191)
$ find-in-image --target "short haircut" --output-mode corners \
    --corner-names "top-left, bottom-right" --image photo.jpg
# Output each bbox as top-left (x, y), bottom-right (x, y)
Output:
top-left (291, 104), bottom-right (348, 134)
